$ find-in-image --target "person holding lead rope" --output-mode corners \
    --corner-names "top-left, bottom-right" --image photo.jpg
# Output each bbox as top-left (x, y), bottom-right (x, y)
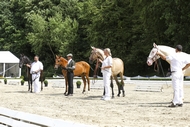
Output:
top-left (99, 48), bottom-right (112, 101)
top-left (156, 45), bottom-right (190, 107)
top-left (26, 55), bottom-right (43, 93)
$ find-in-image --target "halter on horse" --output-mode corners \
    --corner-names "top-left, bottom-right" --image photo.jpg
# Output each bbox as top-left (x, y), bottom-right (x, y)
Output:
top-left (147, 44), bottom-right (161, 72)
top-left (19, 54), bottom-right (43, 92)
top-left (54, 55), bottom-right (90, 94)
top-left (89, 47), bottom-right (125, 98)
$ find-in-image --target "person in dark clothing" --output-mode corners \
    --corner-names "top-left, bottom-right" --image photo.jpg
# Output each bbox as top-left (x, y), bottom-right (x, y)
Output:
top-left (65, 53), bottom-right (75, 96)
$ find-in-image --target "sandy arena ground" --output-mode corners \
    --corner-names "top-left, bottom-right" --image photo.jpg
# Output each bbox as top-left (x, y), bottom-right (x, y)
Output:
top-left (0, 82), bottom-right (190, 127)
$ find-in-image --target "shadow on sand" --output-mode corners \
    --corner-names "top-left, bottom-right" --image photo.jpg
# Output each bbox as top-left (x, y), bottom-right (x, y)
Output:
top-left (5, 91), bottom-right (30, 93)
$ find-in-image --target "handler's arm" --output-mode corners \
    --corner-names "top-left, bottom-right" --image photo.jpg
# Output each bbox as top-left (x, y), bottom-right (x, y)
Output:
top-left (157, 51), bottom-right (166, 61)
top-left (182, 63), bottom-right (190, 71)
top-left (26, 64), bottom-right (31, 68)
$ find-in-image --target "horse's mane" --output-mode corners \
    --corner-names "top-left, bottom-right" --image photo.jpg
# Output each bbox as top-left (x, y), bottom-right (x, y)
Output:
top-left (95, 48), bottom-right (106, 60)
top-left (157, 45), bottom-right (176, 55)
top-left (24, 55), bottom-right (32, 64)
top-left (158, 45), bottom-right (190, 56)
top-left (60, 57), bottom-right (68, 62)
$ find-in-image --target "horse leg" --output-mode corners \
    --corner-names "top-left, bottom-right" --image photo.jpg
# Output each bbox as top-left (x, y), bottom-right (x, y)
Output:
top-left (41, 80), bottom-right (43, 91)
top-left (30, 79), bottom-right (33, 93)
top-left (41, 73), bottom-right (43, 91)
top-left (120, 72), bottom-right (125, 97)
top-left (113, 75), bottom-right (121, 97)
top-left (28, 80), bottom-right (30, 91)
top-left (110, 76), bottom-right (114, 98)
top-left (82, 75), bottom-right (87, 93)
top-left (86, 75), bottom-right (90, 91)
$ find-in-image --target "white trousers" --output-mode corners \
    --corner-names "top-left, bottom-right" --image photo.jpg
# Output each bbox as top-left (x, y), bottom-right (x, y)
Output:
top-left (103, 72), bottom-right (111, 98)
top-left (32, 74), bottom-right (40, 93)
top-left (172, 71), bottom-right (184, 105)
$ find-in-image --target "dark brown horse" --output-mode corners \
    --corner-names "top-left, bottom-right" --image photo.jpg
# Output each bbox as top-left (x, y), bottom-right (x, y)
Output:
top-left (54, 55), bottom-right (90, 94)
top-left (19, 54), bottom-right (43, 92)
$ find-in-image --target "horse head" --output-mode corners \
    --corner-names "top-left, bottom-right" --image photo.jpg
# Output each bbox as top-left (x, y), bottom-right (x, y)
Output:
top-left (89, 46), bottom-right (104, 64)
top-left (147, 43), bottom-right (160, 66)
top-left (54, 55), bottom-right (68, 70)
top-left (19, 54), bottom-right (31, 68)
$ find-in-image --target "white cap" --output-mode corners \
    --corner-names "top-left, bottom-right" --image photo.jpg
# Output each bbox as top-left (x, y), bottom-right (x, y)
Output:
top-left (67, 53), bottom-right (73, 57)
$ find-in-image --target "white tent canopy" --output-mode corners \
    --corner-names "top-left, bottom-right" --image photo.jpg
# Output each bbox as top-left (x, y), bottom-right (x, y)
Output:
top-left (0, 51), bottom-right (21, 78)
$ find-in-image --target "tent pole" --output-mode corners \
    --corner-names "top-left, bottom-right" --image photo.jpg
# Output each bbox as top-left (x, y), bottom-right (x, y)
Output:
top-left (3, 63), bottom-right (5, 77)
top-left (19, 68), bottom-right (21, 78)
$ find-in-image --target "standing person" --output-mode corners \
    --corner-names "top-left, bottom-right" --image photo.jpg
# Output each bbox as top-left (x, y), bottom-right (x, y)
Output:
top-left (65, 53), bottom-right (75, 96)
top-left (27, 55), bottom-right (43, 93)
top-left (156, 45), bottom-right (190, 107)
top-left (100, 48), bottom-right (112, 101)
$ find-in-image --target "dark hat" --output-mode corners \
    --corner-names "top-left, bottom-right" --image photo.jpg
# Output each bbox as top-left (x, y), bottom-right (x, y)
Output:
top-left (176, 45), bottom-right (182, 51)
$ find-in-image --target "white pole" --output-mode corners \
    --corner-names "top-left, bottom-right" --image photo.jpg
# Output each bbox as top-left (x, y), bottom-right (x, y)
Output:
top-left (3, 63), bottom-right (5, 77)
top-left (19, 67), bottom-right (21, 78)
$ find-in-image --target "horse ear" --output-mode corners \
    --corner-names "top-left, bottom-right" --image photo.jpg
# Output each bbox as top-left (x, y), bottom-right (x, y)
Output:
top-left (56, 55), bottom-right (58, 58)
top-left (91, 46), bottom-right (95, 50)
top-left (153, 43), bottom-right (157, 48)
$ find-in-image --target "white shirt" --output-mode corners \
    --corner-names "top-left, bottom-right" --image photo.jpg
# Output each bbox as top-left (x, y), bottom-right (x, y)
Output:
top-left (30, 61), bottom-right (43, 74)
top-left (166, 52), bottom-right (190, 72)
top-left (101, 56), bottom-right (112, 73)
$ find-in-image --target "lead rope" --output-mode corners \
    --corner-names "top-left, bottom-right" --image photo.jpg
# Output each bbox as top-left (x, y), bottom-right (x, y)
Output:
top-left (154, 60), bottom-right (159, 72)
top-left (91, 60), bottom-right (99, 85)
top-left (158, 59), bottom-right (169, 88)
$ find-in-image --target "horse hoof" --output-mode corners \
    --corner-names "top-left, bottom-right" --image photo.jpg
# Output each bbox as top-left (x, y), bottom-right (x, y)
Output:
top-left (117, 94), bottom-right (120, 97)
top-left (64, 93), bottom-right (67, 95)
top-left (123, 94), bottom-right (125, 97)
top-left (112, 96), bottom-right (114, 99)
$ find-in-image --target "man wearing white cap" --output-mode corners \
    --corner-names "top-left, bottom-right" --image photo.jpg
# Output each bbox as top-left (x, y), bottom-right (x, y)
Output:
top-left (65, 53), bottom-right (75, 96)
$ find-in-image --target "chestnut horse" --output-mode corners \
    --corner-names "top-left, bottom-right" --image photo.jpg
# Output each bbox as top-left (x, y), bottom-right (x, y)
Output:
top-left (89, 47), bottom-right (125, 98)
top-left (54, 55), bottom-right (90, 94)
top-left (19, 54), bottom-right (43, 92)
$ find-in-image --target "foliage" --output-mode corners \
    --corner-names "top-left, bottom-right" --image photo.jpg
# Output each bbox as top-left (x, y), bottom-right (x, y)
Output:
top-left (4, 78), bottom-right (7, 82)
top-left (1, 0), bottom-right (190, 76)
top-left (76, 80), bottom-right (81, 85)
top-left (44, 80), bottom-right (48, 85)
top-left (20, 76), bottom-right (24, 79)
top-left (21, 79), bottom-right (25, 84)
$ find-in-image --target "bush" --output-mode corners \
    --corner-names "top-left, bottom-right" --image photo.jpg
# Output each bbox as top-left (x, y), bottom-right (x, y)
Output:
top-left (76, 81), bottom-right (81, 85)
top-left (44, 80), bottom-right (48, 85)
top-left (20, 75), bottom-right (24, 79)
top-left (21, 79), bottom-right (25, 85)
top-left (4, 78), bottom-right (7, 84)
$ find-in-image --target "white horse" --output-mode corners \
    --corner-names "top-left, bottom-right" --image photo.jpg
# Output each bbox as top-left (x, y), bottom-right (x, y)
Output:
top-left (147, 43), bottom-right (190, 76)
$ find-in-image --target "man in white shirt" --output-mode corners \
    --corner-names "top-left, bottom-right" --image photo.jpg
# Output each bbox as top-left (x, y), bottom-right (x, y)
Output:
top-left (157, 45), bottom-right (190, 107)
top-left (27, 55), bottom-right (43, 93)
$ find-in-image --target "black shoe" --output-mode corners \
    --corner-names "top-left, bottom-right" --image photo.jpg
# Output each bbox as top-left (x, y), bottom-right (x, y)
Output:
top-left (176, 103), bottom-right (183, 107)
top-left (168, 103), bottom-right (177, 108)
